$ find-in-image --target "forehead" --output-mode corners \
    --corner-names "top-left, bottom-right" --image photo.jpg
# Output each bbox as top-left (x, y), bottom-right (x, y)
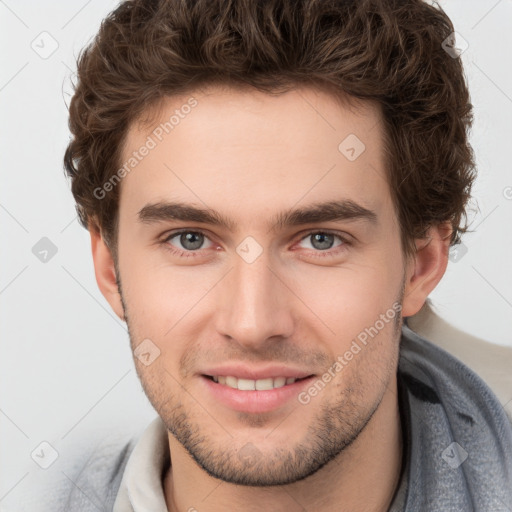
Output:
top-left (118, 85), bottom-right (391, 228)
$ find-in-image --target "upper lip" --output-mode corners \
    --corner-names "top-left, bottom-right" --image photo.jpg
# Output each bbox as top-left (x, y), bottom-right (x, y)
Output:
top-left (201, 364), bottom-right (314, 380)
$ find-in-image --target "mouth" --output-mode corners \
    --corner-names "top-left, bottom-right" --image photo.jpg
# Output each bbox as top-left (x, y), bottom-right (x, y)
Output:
top-left (202, 374), bottom-right (313, 391)
top-left (200, 373), bottom-right (317, 413)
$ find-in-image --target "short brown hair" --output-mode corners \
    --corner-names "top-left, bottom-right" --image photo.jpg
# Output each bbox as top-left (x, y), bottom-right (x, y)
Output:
top-left (64, 0), bottom-right (476, 261)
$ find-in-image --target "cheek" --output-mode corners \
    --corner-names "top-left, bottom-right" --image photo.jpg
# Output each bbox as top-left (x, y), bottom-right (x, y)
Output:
top-left (290, 260), bottom-right (401, 341)
top-left (118, 239), bottom-right (198, 325)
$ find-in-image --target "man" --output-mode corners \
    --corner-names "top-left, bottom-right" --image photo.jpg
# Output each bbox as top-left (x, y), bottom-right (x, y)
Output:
top-left (63, 0), bottom-right (512, 510)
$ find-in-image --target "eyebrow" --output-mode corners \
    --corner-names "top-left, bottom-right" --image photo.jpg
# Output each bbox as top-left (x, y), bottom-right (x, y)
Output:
top-left (137, 199), bottom-right (377, 232)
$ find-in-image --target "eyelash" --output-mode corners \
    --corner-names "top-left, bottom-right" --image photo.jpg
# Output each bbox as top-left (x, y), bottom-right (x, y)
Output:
top-left (160, 229), bottom-right (352, 259)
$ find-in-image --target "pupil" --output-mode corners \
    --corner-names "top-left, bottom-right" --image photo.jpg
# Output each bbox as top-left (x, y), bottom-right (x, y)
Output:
top-left (181, 232), bottom-right (203, 250)
top-left (312, 233), bottom-right (333, 250)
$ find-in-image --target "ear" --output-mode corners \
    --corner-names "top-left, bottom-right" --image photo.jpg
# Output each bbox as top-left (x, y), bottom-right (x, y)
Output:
top-left (402, 223), bottom-right (452, 318)
top-left (89, 222), bottom-right (125, 321)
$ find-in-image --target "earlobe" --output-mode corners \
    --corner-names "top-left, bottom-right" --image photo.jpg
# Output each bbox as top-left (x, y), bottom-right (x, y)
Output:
top-left (89, 223), bottom-right (125, 321)
top-left (402, 223), bottom-right (452, 318)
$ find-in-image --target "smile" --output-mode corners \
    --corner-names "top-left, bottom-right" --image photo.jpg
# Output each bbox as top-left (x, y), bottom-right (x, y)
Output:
top-left (206, 375), bottom-right (309, 391)
top-left (201, 374), bottom-right (316, 413)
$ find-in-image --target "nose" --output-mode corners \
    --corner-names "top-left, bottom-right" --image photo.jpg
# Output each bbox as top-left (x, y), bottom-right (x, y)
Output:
top-left (214, 251), bottom-right (295, 350)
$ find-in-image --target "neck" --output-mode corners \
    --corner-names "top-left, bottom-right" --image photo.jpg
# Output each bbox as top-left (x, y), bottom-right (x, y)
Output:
top-left (164, 378), bottom-right (403, 512)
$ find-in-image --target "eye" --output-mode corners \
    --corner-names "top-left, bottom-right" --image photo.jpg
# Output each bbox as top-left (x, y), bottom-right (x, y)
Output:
top-left (162, 230), bottom-right (214, 257)
top-left (296, 231), bottom-right (349, 256)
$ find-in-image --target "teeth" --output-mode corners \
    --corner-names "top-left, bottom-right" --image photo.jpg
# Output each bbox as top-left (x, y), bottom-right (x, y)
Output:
top-left (237, 378), bottom-right (256, 391)
top-left (226, 376), bottom-right (238, 388)
top-left (211, 375), bottom-right (298, 390)
top-left (273, 377), bottom-right (286, 388)
top-left (256, 378), bottom-right (273, 391)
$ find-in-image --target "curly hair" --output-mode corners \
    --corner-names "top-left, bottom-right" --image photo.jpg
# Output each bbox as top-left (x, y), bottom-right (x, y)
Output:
top-left (64, 0), bottom-right (476, 261)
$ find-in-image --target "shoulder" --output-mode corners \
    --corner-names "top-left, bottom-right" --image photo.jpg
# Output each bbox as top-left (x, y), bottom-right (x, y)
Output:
top-left (398, 325), bottom-right (512, 510)
top-left (399, 321), bottom-right (511, 429)
top-left (407, 300), bottom-right (512, 423)
top-left (62, 430), bottom-right (139, 511)
top-left (399, 319), bottom-right (512, 508)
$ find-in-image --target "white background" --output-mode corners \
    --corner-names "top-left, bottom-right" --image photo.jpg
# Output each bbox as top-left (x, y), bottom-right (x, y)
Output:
top-left (1, 1), bottom-right (511, 510)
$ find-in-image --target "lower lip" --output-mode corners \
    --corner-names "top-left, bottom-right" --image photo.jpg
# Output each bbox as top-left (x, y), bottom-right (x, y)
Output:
top-left (200, 375), bottom-right (316, 413)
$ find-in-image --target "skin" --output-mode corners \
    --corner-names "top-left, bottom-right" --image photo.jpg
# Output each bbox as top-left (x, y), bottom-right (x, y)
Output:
top-left (90, 85), bottom-right (451, 511)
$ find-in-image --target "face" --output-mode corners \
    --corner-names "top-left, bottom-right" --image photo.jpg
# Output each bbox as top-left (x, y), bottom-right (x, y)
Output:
top-left (110, 85), bottom-right (409, 485)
